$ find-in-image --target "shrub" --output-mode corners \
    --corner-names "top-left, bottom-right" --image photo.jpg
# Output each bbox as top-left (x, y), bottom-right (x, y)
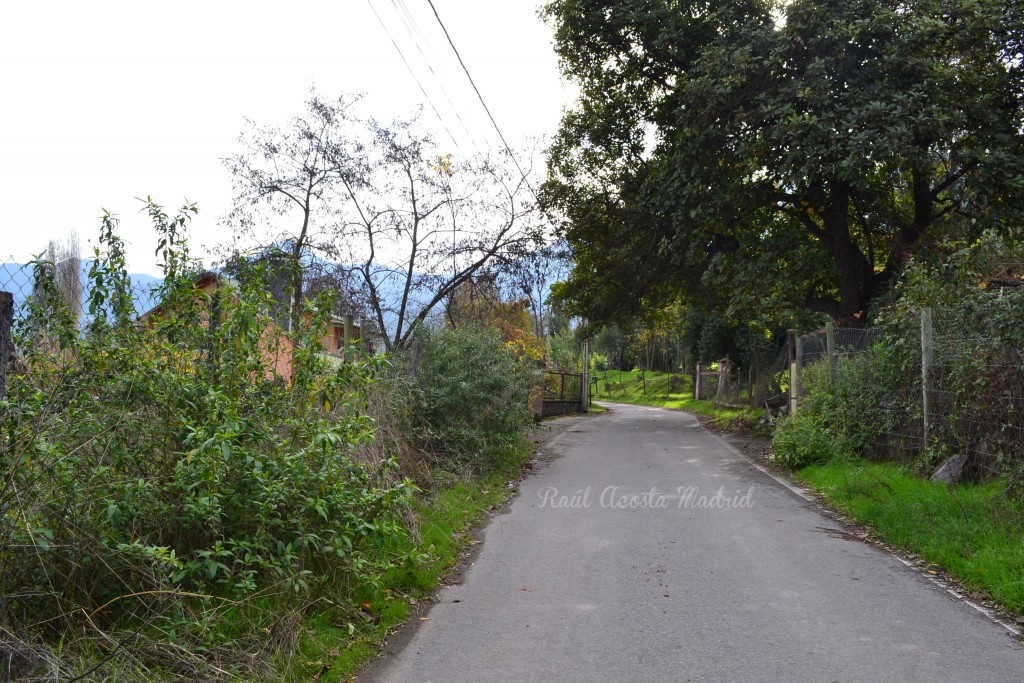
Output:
top-left (1, 203), bottom-right (414, 679)
top-left (771, 411), bottom-right (857, 469)
top-left (413, 325), bottom-right (531, 473)
top-left (772, 348), bottom-right (909, 469)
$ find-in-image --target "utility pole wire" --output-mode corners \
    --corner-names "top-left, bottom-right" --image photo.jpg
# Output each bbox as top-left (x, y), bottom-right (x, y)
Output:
top-left (423, 0), bottom-right (557, 230)
top-left (366, 0), bottom-right (462, 151)
top-left (392, 0), bottom-right (484, 156)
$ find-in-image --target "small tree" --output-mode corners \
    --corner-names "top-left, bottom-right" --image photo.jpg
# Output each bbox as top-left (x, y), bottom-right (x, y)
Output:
top-left (334, 116), bottom-right (544, 349)
top-left (223, 91), bottom-right (364, 331)
top-left (226, 97), bottom-right (546, 349)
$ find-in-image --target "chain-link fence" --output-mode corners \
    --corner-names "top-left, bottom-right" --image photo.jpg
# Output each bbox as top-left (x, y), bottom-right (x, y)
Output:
top-left (792, 294), bottom-right (1024, 478)
top-left (1, 258), bottom-right (163, 327)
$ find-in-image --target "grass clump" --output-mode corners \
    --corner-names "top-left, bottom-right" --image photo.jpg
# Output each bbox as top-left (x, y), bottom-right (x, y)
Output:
top-left (799, 460), bottom-right (1024, 612)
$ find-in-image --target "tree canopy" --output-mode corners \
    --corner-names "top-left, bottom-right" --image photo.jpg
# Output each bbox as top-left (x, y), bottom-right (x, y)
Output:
top-left (543, 0), bottom-right (1024, 324)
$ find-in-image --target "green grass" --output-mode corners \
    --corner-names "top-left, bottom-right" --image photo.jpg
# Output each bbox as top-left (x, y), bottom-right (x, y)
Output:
top-left (592, 368), bottom-right (764, 431)
top-left (798, 460), bottom-right (1024, 613)
top-left (283, 441), bottom-right (530, 681)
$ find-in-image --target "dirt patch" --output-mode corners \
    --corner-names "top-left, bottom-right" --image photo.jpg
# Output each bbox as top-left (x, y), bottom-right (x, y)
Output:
top-left (692, 412), bottom-right (777, 467)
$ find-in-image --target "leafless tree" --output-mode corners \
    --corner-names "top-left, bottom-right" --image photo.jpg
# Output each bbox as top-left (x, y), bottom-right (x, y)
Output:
top-left (222, 91), bottom-right (364, 330)
top-left (333, 117), bottom-right (545, 349)
top-left (224, 95), bottom-right (546, 349)
top-left (49, 232), bottom-right (83, 324)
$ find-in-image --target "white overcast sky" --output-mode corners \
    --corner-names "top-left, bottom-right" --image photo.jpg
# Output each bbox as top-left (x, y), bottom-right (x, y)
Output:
top-left (0, 0), bottom-right (573, 274)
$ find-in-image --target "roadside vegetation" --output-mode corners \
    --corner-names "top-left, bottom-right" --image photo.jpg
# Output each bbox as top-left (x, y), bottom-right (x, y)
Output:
top-left (592, 368), bottom-right (765, 432)
top-left (770, 237), bottom-right (1024, 615)
top-left (798, 461), bottom-right (1024, 613)
top-left (0, 205), bottom-right (538, 681)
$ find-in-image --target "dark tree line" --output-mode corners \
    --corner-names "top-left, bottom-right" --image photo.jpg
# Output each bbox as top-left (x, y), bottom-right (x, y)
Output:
top-left (543, 0), bottom-right (1024, 325)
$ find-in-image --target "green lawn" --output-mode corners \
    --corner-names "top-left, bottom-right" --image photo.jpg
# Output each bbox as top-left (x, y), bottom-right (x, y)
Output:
top-left (799, 460), bottom-right (1024, 613)
top-left (592, 368), bottom-right (764, 431)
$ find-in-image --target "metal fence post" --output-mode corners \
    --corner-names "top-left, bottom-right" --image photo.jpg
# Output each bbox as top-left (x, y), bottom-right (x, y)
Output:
top-left (921, 308), bottom-right (933, 446)
top-left (0, 291), bottom-right (12, 401)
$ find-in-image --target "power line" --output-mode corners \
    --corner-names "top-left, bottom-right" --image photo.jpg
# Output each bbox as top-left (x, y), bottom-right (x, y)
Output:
top-left (389, 0), bottom-right (483, 155)
top-left (366, 0), bottom-right (462, 151)
top-left (422, 0), bottom-right (554, 227)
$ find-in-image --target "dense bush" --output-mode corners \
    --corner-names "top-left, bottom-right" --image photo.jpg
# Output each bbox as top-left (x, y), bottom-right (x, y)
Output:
top-left (0, 203), bottom-right (413, 679)
top-left (771, 409), bottom-right (856, 469)
top-left (771, 347), bottom-right (909, 469)
top-left (413, 325), bottom-right (532, 473)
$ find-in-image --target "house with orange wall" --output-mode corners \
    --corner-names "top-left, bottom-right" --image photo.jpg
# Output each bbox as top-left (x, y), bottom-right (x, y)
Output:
top-left (137, 272), bottom-right (363, 381)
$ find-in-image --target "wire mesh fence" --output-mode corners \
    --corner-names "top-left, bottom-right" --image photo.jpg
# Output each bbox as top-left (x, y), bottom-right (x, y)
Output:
top-left (793, 294), bottom-right (1024, 478)
top-left (543, 370), bottom-right (582, 401)
top-left (0, 258), bottom-right (163, 328)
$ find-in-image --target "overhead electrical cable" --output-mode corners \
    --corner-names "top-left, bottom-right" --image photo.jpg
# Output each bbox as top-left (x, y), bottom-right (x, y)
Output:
top-left (389, 0), bottom-right (483, 155)
top-left (422, 0), bottom-right (556, 228)
top-left (366, 0), bottom-right (462, 151)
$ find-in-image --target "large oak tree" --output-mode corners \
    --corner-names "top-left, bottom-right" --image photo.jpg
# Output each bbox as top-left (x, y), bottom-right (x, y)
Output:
top-left (543, 0), bottom-right (1024, 323)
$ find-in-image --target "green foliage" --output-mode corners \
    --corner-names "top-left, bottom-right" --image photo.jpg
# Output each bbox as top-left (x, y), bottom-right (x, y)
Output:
top-left (543, 0), bottom-right (1024, 323)
top-left (772, 411), bottom-right (857, 469)
top-left (1, 201), bottom-right (413, 677)
top-left (772, 349), bottom-right (910, 469)
top-left (593, 325), bottom-right (625, 362)
top-left (413, 325), bottom-right (532, 473)
top-left (594, 368), bottom-right (765, 432)
top-left (547, 326), bottom-right (582, 372)
top-left (800, 460), bottom-right (1024, 612)
top-left (290, 450), bottom-right (529, 681)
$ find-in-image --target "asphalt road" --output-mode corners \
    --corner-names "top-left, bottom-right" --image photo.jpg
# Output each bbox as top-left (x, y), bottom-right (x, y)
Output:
top-left (366, 403), bottom-right (1022, 682)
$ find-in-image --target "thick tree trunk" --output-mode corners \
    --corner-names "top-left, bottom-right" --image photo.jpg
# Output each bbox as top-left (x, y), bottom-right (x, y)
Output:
top-left (820, 184), bottom-right (875, 323)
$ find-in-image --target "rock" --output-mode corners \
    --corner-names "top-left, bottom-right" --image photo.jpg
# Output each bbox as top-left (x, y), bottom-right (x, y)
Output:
top-left (931, 454), bottom-right (970, 484)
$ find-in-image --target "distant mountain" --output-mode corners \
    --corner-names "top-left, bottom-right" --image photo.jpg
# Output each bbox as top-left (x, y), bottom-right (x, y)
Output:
top-left (0, 260), bottom-right (163, 320)
top-left (0, 258), bottom-right (455, 341)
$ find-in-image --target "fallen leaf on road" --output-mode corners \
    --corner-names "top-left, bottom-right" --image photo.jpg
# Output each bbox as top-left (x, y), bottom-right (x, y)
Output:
top-left (521, 587), bottom-right (532, 592)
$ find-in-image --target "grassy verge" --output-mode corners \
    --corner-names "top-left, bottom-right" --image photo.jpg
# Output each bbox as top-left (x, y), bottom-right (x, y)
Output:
top-left (284, 442), bottom-right (530, 681)
top-left (592, 368), bottom-right (764, 431)
top-left (798, 459), bottom-right (1024, 613)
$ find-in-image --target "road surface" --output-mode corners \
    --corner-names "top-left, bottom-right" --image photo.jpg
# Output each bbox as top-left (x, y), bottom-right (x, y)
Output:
top-left (365, 403), bottom-right (1022, 682)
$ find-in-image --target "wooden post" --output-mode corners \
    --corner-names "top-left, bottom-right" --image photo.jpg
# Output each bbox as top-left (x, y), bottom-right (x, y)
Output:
top-left (826, 321), bottom-right (837, 383)
top-left (694, 363), bottom-right (704, 400)
top-left (0, 291), bottom-right (12, 401)
top-left (796, 334), bottom-right (804, 396)
top-left (921, 308), bottom-right (933, 446)
top-left (788, 329), bottom-right (800, 416)
top-left (581, 332), bottom-right (590, 410)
